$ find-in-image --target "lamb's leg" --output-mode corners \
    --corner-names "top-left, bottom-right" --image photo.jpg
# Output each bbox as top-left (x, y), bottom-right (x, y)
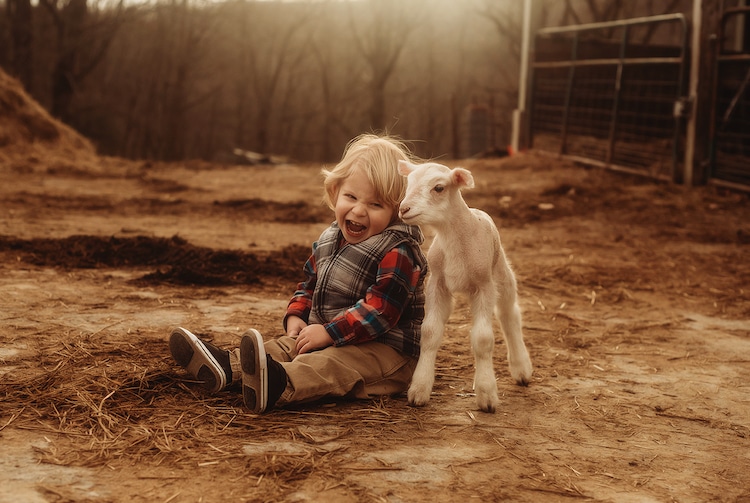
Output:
top-left (408, 275), bottom-right (452, 407)
top-left (497, 271), bottom-right (533, 386)
top-left (471, 286), bottom-right (500, 413)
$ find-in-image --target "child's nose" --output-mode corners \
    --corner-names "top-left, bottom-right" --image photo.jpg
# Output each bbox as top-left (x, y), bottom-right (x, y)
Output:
top-left (352, 202), bottom-right (367, 216)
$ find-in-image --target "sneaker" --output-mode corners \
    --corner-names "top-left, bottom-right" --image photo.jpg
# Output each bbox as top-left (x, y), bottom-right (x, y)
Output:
top-left (169, 327), bottom-right (236, 393)
top-left (240, 329), bottom-right (287, 413)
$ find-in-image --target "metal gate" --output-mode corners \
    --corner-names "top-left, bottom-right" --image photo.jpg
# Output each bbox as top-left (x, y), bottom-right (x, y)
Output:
top-left (528, 14), bottom-right (688, 181)
top-left (711, 7), bottom-right (750, 188)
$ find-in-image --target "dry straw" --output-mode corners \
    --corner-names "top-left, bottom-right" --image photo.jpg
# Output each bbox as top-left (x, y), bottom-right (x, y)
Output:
top-left (0, 330), bottom-right (426, 487)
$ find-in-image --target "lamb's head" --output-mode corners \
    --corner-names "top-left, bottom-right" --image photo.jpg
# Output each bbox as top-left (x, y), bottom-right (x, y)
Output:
top-left (398, 160), bottom-right (475, 226)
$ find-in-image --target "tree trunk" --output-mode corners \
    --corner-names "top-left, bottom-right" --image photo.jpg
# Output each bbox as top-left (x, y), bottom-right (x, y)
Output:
top-left (7, 0), bottom-right (33, 91)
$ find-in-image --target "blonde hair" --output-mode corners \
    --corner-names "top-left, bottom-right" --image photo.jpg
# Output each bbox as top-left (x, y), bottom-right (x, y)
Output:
top-left (322, 134), bottom-right (414, 215)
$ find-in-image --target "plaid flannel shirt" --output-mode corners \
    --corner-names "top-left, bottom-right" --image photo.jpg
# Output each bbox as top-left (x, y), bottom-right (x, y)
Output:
top-left (284, 221), bottom-right (428, 357)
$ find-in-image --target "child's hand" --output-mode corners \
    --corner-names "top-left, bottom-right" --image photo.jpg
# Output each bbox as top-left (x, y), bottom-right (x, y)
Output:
top-left (295, 324), bottom-right (333, 354)
top-left (286, 316), bottom-right (308, 338)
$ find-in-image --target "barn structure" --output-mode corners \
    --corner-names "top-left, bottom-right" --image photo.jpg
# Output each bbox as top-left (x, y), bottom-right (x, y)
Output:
top-left (513, 0), bottom-right (750, 192)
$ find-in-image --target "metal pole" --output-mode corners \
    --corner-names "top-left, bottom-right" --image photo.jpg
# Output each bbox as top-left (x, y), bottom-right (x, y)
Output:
top-left (684, 0), bottom-right (702, 186)
top-left (607, 26), bottom-right (628, 165)
top-left (560, 32), bottom-right (579, 155)
top-left (511, 0), bottom-right (533, 154)
top-left (537, 13), bottom-right (686, 36)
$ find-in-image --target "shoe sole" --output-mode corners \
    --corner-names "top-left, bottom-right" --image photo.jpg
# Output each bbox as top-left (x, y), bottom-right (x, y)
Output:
top-left (240, 329), bottom-right (267, 414)
top-left (169, 327), bottom-right (227, 394)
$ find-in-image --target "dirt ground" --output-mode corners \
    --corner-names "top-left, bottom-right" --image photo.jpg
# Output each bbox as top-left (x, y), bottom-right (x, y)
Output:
top-left (0, 143), bottom-right (748, 503)
top-left (2, 60), bottom-right (749, 503)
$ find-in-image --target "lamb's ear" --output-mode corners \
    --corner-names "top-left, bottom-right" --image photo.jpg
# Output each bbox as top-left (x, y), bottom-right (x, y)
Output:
top-left (397, 160), bottom-right (414, 176)
top-left (451, 167), bottom-right (475, 189)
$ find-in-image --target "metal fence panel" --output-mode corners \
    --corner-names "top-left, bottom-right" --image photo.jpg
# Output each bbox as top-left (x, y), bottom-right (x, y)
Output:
top-left (711, 7), bottom-right (750, 188)
top-left (529, 15), bottom-right (687, 181)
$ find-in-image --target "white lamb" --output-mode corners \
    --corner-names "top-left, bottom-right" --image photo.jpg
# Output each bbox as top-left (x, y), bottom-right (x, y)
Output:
top-left (398, 160), bottom-right (533, 413)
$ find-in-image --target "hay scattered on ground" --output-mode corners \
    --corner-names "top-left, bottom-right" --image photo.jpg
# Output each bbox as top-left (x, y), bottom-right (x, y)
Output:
top-left (0, 329), bottom-right (428, 495)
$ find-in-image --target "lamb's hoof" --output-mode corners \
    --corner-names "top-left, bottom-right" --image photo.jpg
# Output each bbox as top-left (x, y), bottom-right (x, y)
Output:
top-left (477, 397), bottom-right (498, 413)
top-left (476, 390), bottom-right (499, 413)
top-left (510, 358), bottom-right (533, 386)
top-left (407, 386), bottom-right (431, 407)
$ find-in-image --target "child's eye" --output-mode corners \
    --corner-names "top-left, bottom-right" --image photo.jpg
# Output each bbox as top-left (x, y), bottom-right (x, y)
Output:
top-left (433, 185), bottom-right (444, 193)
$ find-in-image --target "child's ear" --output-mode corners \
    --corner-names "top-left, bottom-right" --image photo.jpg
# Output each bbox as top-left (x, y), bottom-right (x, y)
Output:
top-left (450, 167), bottom-right (475, 189)
top-left (398, 160), bottom-right (415, 176)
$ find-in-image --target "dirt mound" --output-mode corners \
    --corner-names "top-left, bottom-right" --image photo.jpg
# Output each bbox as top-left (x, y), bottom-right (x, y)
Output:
top-left (0, 234), bottom-right (310, 286)
top-left (0, 68), bottom-right (99, 172)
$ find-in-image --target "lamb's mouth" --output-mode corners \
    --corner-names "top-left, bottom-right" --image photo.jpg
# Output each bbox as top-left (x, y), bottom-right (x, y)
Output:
top-left (399, 212), bottom-right (420, 222)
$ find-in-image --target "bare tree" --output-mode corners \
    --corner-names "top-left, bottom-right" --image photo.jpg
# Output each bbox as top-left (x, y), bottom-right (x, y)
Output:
top-left (348, 0), bottom-right (417, 132)
top-left (160, 0), bottom-right (221, 160)
top-left (308, 32), bottom-right (342, 161)
top-left (6, 0), bottom-right (33, 90)
top-left (476, 0), bottom-right (528, 91)
top-left (306, 2), bottom-right (366, 160)
top-left (227, 1), bottom-right (309, 155)
top-left (38, 0), bottom-right (127, 123)
top-left (94, 0), bottom-right (219, 160)
top-left (4, 0), bottom-right (692, 163)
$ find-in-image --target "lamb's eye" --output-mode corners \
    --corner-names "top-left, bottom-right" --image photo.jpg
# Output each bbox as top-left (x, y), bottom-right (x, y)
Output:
top-left (434, 185), bottom-right (444, 193)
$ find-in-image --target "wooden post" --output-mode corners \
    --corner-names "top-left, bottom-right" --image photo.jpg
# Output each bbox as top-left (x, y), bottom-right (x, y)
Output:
top-left (685, 0), bottom-right (721, 186)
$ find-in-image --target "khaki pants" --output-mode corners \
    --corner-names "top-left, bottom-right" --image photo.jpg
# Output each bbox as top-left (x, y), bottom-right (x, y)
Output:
top-left (264, 335), bottom-right (417, 406)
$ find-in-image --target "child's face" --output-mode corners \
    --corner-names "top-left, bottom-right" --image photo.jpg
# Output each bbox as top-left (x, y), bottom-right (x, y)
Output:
top-left (335, 167), bottom-right (395, 244)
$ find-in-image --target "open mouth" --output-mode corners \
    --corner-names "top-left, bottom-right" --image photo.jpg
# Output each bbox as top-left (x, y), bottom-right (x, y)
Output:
top-left (345, 220), bottom-right (367, 237)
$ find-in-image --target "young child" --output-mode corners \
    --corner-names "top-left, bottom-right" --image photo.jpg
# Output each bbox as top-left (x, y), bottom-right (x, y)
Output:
top-left (169, 134), bottom-right (428, 413)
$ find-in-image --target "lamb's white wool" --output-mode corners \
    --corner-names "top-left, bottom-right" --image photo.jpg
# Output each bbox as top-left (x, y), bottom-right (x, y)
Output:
top-left (398, 160), bottom-right (532, 413)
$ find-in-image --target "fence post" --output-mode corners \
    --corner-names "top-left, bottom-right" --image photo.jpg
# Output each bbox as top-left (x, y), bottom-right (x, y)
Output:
top-left (685, 0), bottom-right (721, 186)
top-left (512, 0), bottom-right (533, 154)
top-left (606, 26), bottom-right (629, 165)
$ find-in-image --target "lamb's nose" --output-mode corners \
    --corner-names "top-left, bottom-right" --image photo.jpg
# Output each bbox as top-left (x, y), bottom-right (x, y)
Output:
top-left (399, 206), bottom-right (410, 217)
